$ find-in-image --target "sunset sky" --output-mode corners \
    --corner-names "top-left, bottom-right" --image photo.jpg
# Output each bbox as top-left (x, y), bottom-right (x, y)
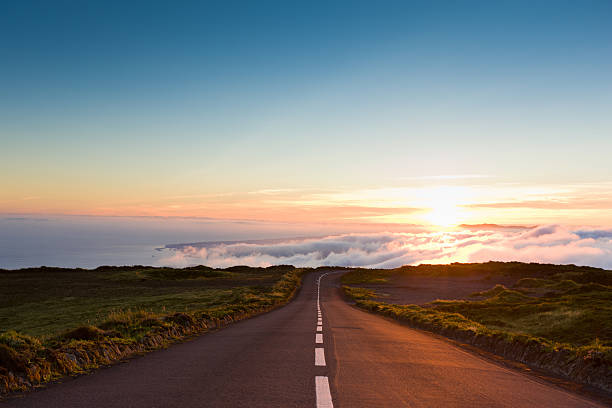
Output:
top-left (2, 1), bottom-right (612, 228)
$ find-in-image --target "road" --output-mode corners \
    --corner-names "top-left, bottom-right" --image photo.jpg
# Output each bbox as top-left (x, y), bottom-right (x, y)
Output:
top-left (3, 272), bottom-right (606, 407)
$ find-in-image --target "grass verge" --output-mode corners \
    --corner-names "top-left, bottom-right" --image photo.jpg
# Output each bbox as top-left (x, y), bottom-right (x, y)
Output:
top-left (342, 262), bottom-right (612, 393)
top-left (0, 265), bottom-right (306, 396)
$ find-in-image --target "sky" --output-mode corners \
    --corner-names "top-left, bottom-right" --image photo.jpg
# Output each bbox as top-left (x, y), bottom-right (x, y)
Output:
top-left (1, 0), bottom-right (612, 228)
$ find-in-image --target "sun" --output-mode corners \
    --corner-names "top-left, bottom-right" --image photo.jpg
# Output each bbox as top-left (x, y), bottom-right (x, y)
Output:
top-left (419, 186), bottom-right (469, 227)
top-left (423, 203), bottom-right (462, 227)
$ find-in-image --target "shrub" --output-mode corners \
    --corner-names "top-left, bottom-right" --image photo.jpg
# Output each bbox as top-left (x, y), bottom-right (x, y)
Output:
top-left (62, 326), bottom-right (106, 341)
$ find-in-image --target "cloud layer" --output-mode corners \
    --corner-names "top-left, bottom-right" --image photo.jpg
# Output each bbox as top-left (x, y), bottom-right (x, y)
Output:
top-left (159, 225), bottom-right (612, 269)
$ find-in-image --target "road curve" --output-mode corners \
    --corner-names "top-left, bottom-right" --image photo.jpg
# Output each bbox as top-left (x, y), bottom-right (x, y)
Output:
top-left (3, 272), bottom-right (606, 407)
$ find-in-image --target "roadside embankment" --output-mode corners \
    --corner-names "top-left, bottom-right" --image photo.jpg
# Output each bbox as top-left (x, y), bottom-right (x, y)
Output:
top-left (342, 262), bottom-right (612, 394)
top-left (347, 296), bottom-right (611, 393)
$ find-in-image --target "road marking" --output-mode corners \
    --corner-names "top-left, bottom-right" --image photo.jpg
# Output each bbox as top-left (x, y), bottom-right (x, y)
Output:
top-left (315, 376), bottom-right (333, 408)
top-left (314, 273), bottom-right (336, 408)
top-left (315, 347), bottom-right (326, 366)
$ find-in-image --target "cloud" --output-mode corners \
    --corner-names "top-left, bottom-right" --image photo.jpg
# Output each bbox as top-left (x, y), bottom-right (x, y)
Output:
top-left (465, 199), bottom-right (612, 210)
top-left (2, 216), bottom-right (49, 222)
top-left (399, 174), bottom-right (494, 181)
top-left (158, 225), bottom-right (612, 269)
top-left (574, 229), bottom-right (612, 240)
top-left (522, 225), bottom-right (558, 238)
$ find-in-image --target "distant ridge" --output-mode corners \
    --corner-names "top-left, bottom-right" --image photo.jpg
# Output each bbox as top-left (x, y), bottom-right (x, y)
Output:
top-left (164, 236), bottom-right (323, 250)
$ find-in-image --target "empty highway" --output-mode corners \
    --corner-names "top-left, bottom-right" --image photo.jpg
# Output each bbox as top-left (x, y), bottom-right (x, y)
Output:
top-left (3, 272), bottom-right (606, 407)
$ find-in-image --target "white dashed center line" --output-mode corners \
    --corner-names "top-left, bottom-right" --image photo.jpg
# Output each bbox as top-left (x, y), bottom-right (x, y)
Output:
top-left (315, 376), bottom-right (334, 408)
top-left (315, 347), bottom-right (326, 366)
top-left (314, 273), bottom-right (334, 408)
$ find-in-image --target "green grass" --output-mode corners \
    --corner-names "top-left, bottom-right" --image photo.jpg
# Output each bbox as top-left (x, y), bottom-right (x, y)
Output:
top-left (0, 265), bottom-right (295, 338)
top-left (433, 284), bottom-right (612, 348)
top-left (0, 265), bottom-right (307, 394)
top-left (342, 286), bottom-right (378, 300)
top-left (342, 262), bottom-right (612, 359)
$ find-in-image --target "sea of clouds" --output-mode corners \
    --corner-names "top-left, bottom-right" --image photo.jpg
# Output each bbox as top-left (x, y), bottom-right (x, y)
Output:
top-left (159, 225), bottom-right (612, 269)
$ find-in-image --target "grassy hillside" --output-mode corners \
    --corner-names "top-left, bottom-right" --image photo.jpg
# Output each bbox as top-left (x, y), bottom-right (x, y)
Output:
top-left (436, 280), bottom-right (612, 348)
top-left (342, 262), bottom-right (612, 351)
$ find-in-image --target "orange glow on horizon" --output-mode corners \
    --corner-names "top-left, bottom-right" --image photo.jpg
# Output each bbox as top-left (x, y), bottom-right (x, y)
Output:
top-left (2, 181), bottom-right (612, 227)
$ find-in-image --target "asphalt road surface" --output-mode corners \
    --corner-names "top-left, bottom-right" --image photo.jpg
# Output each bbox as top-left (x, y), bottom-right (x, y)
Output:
top-left (3, 272), bottom-right (606, 407)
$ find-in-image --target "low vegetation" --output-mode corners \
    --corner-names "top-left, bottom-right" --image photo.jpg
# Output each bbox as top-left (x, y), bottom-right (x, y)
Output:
top-left (342, 262), bottom-right (612, 392)
top-left (0, 265), bottom-right (306, 395)
top-left (342, 261), bottom-right (612, 281)
top-left (340, 268), bottom-right (390, 284)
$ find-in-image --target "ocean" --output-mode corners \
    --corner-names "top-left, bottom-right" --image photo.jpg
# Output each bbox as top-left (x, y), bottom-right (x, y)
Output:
top-left (0, 215), bottom-right (349, 269)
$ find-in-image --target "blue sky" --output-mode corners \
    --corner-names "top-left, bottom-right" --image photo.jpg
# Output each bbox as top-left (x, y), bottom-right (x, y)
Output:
top-left (1, 1), bottom-right (611, 225)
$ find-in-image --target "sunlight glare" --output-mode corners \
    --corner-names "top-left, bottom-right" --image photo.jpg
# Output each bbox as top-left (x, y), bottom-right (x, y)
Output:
top-left (419, 186), bottom-right (469, 227)
top-left (424, 203), bottom-right (462, 227)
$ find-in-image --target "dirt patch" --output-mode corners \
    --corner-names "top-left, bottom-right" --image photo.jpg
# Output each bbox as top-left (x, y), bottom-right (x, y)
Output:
top-left (361, 275), bottom-right (518, 305)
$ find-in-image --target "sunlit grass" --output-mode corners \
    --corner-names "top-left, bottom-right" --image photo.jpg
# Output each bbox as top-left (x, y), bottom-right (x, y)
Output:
top-left (342, 262), bottom-right (612, 350)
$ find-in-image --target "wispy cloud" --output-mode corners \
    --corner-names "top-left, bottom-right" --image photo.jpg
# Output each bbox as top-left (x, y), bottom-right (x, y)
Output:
top-left (466, 199), bottom-right (612, 210)
top-left (159, 225), bottom-right (612, 269)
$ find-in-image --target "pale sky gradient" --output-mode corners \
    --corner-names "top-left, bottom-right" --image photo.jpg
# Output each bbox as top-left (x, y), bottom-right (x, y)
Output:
top-left (1, 1), bottom-right (611, 227)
